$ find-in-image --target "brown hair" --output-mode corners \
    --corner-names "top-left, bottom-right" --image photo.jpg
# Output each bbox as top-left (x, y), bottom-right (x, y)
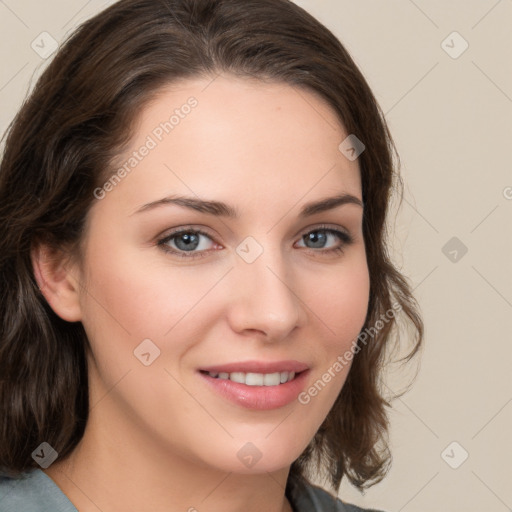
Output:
top-left (0, 0), bottom-right (423, 493)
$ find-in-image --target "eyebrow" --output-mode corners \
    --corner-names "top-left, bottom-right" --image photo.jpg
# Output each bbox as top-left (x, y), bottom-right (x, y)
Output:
top-left (133, 193), bottom-right (363, 218)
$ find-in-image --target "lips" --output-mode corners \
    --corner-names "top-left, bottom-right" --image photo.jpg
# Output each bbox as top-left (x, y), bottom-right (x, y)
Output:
top-left (197, 360), bottom-right (310, 410)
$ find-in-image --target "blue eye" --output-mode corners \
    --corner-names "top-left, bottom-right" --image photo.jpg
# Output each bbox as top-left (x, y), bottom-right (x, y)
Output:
top-left (157, 225), bottom-right (353, 259)
top-left (297, 228), bottom-right (353, 252)
top-left (158, 228), bottom-right (215, 258)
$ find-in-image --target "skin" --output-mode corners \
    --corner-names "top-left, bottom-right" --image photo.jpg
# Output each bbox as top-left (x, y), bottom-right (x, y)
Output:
top-left (34, 74), bottom-right (370, 512)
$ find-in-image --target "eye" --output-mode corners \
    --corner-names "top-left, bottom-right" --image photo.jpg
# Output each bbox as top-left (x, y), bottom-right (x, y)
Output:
top-left (157, 228), bottom-right (218, 259)
top-left (157, 224), bottom-right (354, 259)
top-left (295, 225), bottom-right (353, 255)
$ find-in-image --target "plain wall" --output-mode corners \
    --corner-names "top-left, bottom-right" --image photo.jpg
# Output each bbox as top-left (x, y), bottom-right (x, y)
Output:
top-left (0, 1), bottom-right (510, 511)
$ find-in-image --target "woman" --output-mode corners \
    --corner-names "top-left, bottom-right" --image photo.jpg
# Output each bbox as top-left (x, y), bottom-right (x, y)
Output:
top-left (0, 1), bottom-right (423, 511)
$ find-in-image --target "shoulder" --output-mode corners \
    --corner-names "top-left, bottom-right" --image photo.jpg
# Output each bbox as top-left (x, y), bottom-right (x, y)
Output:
top-left (0, 468), bottom-right (77, 512)
top-left (287, 474), bottom-right (386, 512)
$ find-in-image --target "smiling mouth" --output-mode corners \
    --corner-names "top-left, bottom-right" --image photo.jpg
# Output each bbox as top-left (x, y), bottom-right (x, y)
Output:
top-left (199, 370), bottom-right (301, 386)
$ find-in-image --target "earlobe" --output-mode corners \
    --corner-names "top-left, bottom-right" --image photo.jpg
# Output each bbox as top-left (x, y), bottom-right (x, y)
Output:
top-left (31, 243), bottom-right (83, 322)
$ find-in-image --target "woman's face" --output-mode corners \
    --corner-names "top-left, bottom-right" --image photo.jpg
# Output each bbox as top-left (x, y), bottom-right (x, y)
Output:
top-left (71, 75), bottom-right (369, 474)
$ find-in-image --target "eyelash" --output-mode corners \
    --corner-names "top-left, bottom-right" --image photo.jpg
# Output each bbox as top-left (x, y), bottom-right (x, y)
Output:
top-left (156, 224), bottom-right (354, 260)
top-left (157, 226), bottom-right (354, 259)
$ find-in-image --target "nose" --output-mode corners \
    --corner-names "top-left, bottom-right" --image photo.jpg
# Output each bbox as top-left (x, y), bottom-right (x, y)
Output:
top-left (226, 245), bottom-right (306, 342)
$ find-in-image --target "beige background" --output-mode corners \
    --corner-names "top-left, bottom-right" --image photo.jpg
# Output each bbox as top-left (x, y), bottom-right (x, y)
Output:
top-left (1, 1), bottom-right (511, 511)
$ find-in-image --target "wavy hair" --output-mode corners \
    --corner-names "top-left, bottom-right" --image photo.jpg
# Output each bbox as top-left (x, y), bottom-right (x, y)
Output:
top-left (0, 0), bottom-right (423, 493)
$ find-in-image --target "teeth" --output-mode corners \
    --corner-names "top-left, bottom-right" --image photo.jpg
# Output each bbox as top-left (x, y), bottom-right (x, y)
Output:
top-left (246, 372), bottom-right (264, 386)
top-left (229, 372), bottom-right (245, 384)
top-left (207, 371), bottom-right (297, 386)
top-left (263, 373), bottom-right (279, 386)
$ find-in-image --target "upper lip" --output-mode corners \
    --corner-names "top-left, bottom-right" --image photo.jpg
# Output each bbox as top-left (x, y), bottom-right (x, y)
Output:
top-left (199, 360), bottom-right (309, 374)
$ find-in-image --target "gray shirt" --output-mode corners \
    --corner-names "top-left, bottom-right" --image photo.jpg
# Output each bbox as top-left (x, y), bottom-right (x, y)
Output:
top-left (0, 469), bottom-right (385, 511)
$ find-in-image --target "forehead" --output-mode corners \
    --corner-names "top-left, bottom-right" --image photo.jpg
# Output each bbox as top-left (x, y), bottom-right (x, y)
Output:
top-left (98, 74), bottom-right (362, 217)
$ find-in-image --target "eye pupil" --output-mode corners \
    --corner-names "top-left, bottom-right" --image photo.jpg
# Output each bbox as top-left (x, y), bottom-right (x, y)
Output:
top-left (161, 227), bottom-right (346, 258)
top-left (305, 231), bottom-right (327, 248)
top-left (175, 232), bottom-right (200, 251)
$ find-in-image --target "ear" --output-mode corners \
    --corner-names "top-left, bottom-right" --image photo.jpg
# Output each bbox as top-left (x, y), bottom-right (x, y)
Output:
top-left (31, 243), bottom-right (83, 322)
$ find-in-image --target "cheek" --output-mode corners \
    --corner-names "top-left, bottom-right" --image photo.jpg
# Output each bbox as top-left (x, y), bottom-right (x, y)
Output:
top-left (306, 255), bottom-right (370, 349)
top-left (81, 239), bottom-right (188, 326)
top-left (293, 260), bottom-right (369, 428)
top-left (78, 238), bottom-right (229, 366)
top-left (297, 258), bottom-right (368, 403)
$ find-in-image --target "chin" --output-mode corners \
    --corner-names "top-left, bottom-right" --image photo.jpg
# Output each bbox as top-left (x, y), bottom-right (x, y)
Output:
top-left (192, 432), bottom-right (310, 475)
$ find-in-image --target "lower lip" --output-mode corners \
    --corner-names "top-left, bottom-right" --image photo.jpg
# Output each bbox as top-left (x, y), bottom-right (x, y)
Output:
top-left (199, 370), bottom-right (310, 410)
